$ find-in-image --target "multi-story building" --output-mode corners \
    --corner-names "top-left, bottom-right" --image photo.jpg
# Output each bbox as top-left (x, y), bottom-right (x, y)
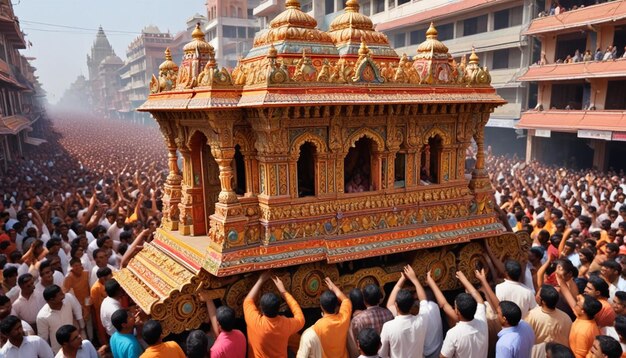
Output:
top-left (517, 0), bottom-right (626, 170)
top-left (171, 13), bottom-right (209, 63)
top-left (0, 0), bottom-right (44, 170)
top-left (96, 55), bottom-right (124, 118)
top-left (254, 0), bottom-right (535, 156)
top-left (206, 0), bottom-right (261, 68)
top-left (119, 26), bottom-right (173, 121)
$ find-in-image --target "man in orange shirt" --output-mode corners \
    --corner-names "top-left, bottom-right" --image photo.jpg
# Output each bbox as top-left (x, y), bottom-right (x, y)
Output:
top-left (139, 319), bottom-right (185, 358)
top-left (90, 266), bottom-right (112, 344)
top-left (244, 271), bottom-right (305, 358)
top-left (312, 277), bottom-right (352, 358)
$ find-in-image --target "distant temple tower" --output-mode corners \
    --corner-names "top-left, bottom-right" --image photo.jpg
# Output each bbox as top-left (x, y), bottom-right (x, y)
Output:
top-left (87, 26), bottom-right (115, 81)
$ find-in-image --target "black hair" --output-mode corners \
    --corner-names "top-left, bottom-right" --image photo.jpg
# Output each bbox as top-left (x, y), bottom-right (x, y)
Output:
top-left (17, 273), bottom-right (33, 287)
top-left (545, 342), bottom-right (575, 358)
top-left (357, 328), bottom-right (381, 356)
top-left (186, 330), bottom-right (208, 358)
top-left (349, 288), bottom-right (366, 312)
top-left (362, 284), bottom-right (382, 306)
top-left (579, 248), bottom-right (595, 263)
top-left (111, 309), bottom-right (129, 332)
top-left (2, 266), bottom-right (17, 279)
top-left (395, 289), bottom-right (414, 314)
top-left (96, 236), bottom-right (110, 248)
top-left (614, 315), bottom-right (626, 339)
top-left (320, 290), bottom-right (339, 314)
top-left (539, 284), bottom-right (559, 309)
top-left (55, 324), bottom-right (77, 346)
top-left (529, 247), bottom-right (544, 260)
top-left (588, 275), bottom-right (610, 298)
top-left (607, 243), bottom-right (620, 254)
top-left (0, 315), bottom-right (21, 335)
top-left (504, 259), bottom-right (522, 281)
top-left (45, 238), bottom-right (61, 250)
top-left (0, 295), bottom-right (9, 306)
top-left (142, 320), bottom-right (162, 346)
top-left (216, 305), bottom-right (236, 332)
top-left (92, 248), bottom-right (104, 260)
top-left (602, 260), bottom-right (622, 275)
top-left (582, 294), bottom-right (602, 319)
top-left (455, 293), bottom-right (477, 320)
top-left (259, 292), bottom-right (280, 318)
top-left (38, 259), bottom-right (52, 274)
top-left (105, 279), bottom-right (121, 298)
top-left (499, 300), bottom-right (522, 326)
top-left (555, 259), bottom-right (575, 276)
top-left (615, 291), bottom-right (626, 304)
top-left (119, 230), bottom-right (133, 243)
top-left (69, 257), bottom-right (82, 267)
top-left (97, 266), bottom-right (112, 279)
top-left (596, 335), bottom-right (623, 358)
top-left (43, 284), bottom-right (62, 302)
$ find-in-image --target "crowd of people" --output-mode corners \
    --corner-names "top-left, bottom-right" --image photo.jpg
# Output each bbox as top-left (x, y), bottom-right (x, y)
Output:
top-left (3, 111), bottom-right (626, 357)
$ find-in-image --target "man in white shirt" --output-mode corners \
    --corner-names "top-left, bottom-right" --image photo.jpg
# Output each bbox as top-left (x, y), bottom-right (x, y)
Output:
top-left (440, 272), bottom-right (488, 358)
top-left (36, 285), bottom-right (86, 353)
top-left (35, 260), bottom-right (65, 293)
top-left (89, 248), bottom-right (116, 287)
top-left (380, 286), bottom-right (426, 357)
top-left (11, 273), bottom-right (46, 328)
top-left (495, 259), bottom-right (536, 318)
top-left (0, 315), bottom-right (54, 358)
top-left (54, 324), bottom-right (99, 358)
top-left (100, 279), bottom-right (124, 336)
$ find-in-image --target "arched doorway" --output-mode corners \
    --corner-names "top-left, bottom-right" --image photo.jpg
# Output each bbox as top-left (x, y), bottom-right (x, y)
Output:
top-left (420, 135), bottom-right (443, 184)
top-left (233, 144), bottom-right (246, 196)
top-left (344, 137), bottom-right (374, 193)
top-left (188, 131), bottom-right (220, 235)
top-left (297, 142), bottom-right (316, 197)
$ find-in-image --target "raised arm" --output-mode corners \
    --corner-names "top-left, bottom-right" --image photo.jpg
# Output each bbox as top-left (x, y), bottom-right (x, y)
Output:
top-left (198, 290), bottom-right (220, 339)
top-left (555, 268), bottom-right (577, 313)
top-left (386, 273), bottom-right (406, 316)
top-left (536, 255), bottom-right (553, 288)
top-left (324, 276), bottom-right (347, 302)
top-left (456, 271), bottom-right (484, 304)
top-left (403, 265), bottom-right (427, 302)
top-left (426, 270), bottom-right (457, 327)
top-left (475, 268), bottom-right (499, 311)
top-left (246, 271), bottom-right (271, 301)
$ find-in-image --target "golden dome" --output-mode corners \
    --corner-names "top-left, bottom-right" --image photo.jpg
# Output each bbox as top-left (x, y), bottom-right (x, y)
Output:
top-left (269, 0), bottom-right (317, 29)
top-left (159, 48), bottom-right (178, 72)
top-left (416, 22), bottom-right (449, 55)
top-left (183, 23), bottom-right (214, 54)
top-left (328, 0), bottom-right (390, 47)
top-left (469, 47), bottom-right (480, 64)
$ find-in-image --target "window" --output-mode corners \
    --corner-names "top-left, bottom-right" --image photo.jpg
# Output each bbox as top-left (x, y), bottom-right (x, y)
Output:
top-left (362, 1), bottom-right (371, 15)
top-left (325, 0), bottom-right (334, 14)
top-left (493, 9), bottom-right (510, 30)
top-left (510, 6), bottom-right (523, 27)
top-left (345, 138), bottom-right (374, 193)
top-left (462, 15), bottom-right (487, 36)
top-left (302, 0), bottom-right (312, 12)
top-left (237, 27), bottom-right (246, 38)
top-left (394, 153), bottom-right (406, 188)
top-left (388, 0), bottom-right (395, 10)
top-left (297, 142), bottom-right (316, 197)
top-left (420, 135), bottom-right (443, 184)
top-left (223, 26), bottom-right (237, 38)
top-left (398, 0), bottom-right (410, 4)
top-left (492, 49), bottom-right (510, 69)
top-left (394, 33), bottom-right (406, 47)
top-left (374, 0), bottom-right (384, 14)
top-left (234, 145), bottom-right (246, 195)
top-left (410, 29), bottom-right (426, 45)
top-left (247, 8), bottom-right (253, 18)
top-left (438, 23), bottom-right (453, 41)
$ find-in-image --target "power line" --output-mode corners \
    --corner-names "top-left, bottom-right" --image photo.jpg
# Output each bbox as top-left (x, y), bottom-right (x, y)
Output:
top-left (21, 27), bottom-right (138, 36)
top-left (20, 20), bottom-right (142, 35)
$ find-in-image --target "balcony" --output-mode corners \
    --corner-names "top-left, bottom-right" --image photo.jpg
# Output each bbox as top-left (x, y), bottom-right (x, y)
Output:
top-left (525, 1), bottom-right (626, 36)
top-left (518, 59), bottom-right (626, 82)
top-left (0, 5), bottom-right (25, 49)
top-left (254, 0), bottom-right (281, 17)
top-left (517, 110), bottom-right (626, 132)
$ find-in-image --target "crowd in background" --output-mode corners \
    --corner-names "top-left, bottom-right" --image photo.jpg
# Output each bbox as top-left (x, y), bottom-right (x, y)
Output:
top-left (2, 112), bottom-right (626, 357)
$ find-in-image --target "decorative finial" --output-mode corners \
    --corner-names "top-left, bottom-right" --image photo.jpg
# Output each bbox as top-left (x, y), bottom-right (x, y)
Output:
top-left (191, 23), bottom-right (205, 40)
top-left (268, 44), bottom-right (277, 59)
top-left (345, 0), bottom-right (360, 12)
top-left (358, 40), bottom-right (369, 56)
top-left (164, 47), bottom-right (172, 61)
top-left (426, 22), bottom-right (438, 38)
top-left (285, 0), bottom-right (301, 9)
top-left (469, 47), bottom-right (479, 64)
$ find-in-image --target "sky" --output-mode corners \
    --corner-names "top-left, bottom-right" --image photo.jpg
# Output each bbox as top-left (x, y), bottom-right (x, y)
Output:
top-left (14, 0), bottom-right (206, 103)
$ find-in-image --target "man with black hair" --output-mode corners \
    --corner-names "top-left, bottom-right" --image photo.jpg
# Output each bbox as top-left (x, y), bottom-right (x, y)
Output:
top-left (604, 315), bottom-right (626, 353)
top-left (197, 290), bottom-right (246, 358)
top-left (611, 291), bottom-right (626, 316)
top-left (600, 260), bottom-right (621, 299)
top-left (0, 315), bottom-right (53, 357)
top-left (311, 277), bottom-right (352, 358)
top-left (139, 319), bottom-right (185, 357)
top-left (243, 271), bottom-right (304, 357)
top-left (495, 300), bottom-right (535, 357)
top-left (1, 266), bottom-right (18, 302)
top-left (35, 259), bottom-right (64, 292)
top-left (55, 324), bottom-right (98, 358)
top-left (89, 247), bottom-right (116, 287)
top-left (90, 266), bottom-right (112, 344)
top-left (379, 265), bottom-right (427, 358)
top-left (544, 342), bottom-right (575, 358)
top-left (585, 275), bottom-right (615, 328)
top-left (100, 278), bottom-right (124, 336)
top-left (557, 268), bottom-right (602, 358)
top-left (357, 328), bottom-right (381, 358)
top-left (589, 335), bottom-right (623, 358)
top-left (0, 294), bottom-right (34, 346)
top-left (11, 273), bottom-right (45, 328)
top-left (109, 309), bottom-right (143, 358)
top-left (526, 285), bottom-right (572, 346)
top-left (496, 259), bottom-right (537, 317)
top-left (350, 284), bottom-right (393, 345)
top-left (36, 284), bottom-right (85, 353)
top-left (440, 271), bottom-right (488, 358)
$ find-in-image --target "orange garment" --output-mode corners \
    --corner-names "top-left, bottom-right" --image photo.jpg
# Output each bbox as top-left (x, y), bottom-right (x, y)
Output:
top-left (90, 279), bottom-right (108, 343)
top-left (595, 298), bottom-right (616, 328)
top-left (63, 270), bottom-right (90, 318)
top-left (244, 293), bottom-right (305, 358)
top-left (140, 341), bottom-right (186, 358)
top-left (570, 317), bottom-right (600, 358)
top-left (313, 298), bottom-right (352, 358)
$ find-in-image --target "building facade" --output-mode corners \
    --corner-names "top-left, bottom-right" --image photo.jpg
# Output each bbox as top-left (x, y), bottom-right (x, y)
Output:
top-left (206, 0), bottom-right (261, 68)
top-left (517, 0), bottom-right (626, 171)
top-left (254, 0), bottom-right (535, 156)
top-left (0, 0), bottom-right (45, 170)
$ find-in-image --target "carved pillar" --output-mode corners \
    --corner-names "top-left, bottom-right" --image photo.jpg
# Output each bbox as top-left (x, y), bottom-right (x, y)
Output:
top-left (469, 112), bottom-right (493, 215)
top-left (178, 145), bottom-right (194, 235)
top-left (162, 138), bottom-right (182, 231)
top-left (240, 150), bottom-right (257, 197)
top-left (213, 147), bottom-right (237, 204)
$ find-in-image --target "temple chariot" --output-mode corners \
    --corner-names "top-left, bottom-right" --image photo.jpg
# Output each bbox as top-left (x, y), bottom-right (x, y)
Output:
top-left (117, 0), bottom-right (530, 334)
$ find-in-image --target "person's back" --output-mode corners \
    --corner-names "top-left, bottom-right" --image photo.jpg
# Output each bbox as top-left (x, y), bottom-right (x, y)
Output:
top-left (496, 260), bottom-right (536, 317)
top-left (495, 301), bottom-right (535, 358)
top-left (569, 295), bottom-right (602, 358)
top-left (350, 285), bottom-right (393, 338)
top-left (109, 309), bottom-right (143, 358)
top-left (526, 285), bottom-right (572, 346)
top-left (312, 282), bottom-right (352, 358)
top-left (210, 306), bottom-right (246, 358)
top-left (139, 320), bottom-right (185, 358)
top-left (441, 293), bottom-right (488, 358)
top-left (379, 290), bottom-right (426, 358)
